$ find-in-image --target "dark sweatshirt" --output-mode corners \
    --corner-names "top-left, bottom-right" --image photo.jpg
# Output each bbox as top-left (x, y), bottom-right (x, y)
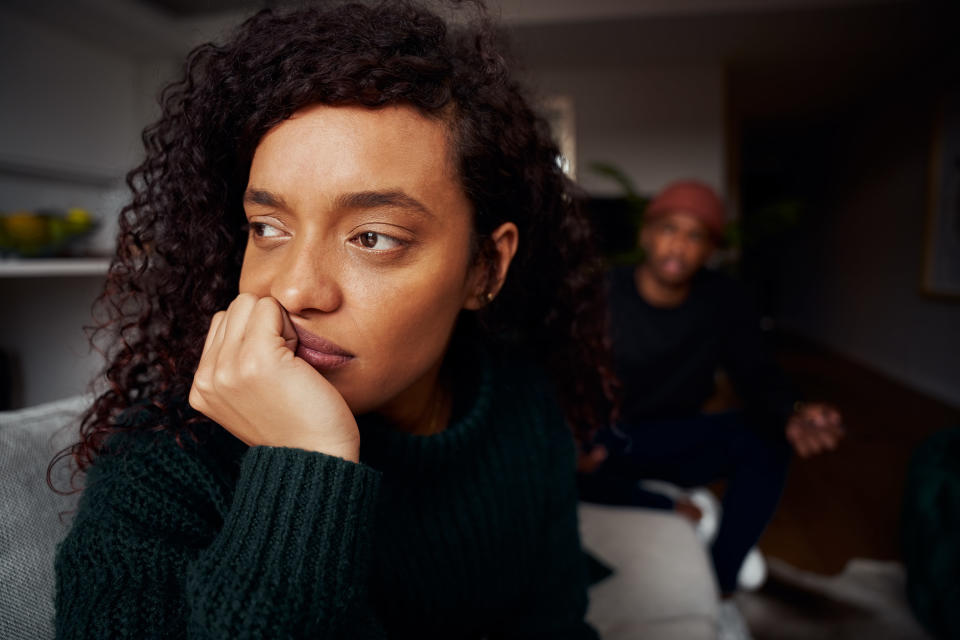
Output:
top-left (607, 265), bottom-right (796, 429)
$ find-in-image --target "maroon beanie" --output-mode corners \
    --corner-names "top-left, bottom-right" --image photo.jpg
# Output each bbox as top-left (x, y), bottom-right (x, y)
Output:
top-left (645, 180), bottom-right (726, 242)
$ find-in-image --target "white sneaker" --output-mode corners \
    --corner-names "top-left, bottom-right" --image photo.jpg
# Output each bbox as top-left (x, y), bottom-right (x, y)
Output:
top-left (636, 482), bottom-right (723, 543)
top-left (638, 483), bottom-right (768, 592)
top-left (736, 547), bottom-right (767, 591)
top-left (686, 487), bottom-right (721, 544)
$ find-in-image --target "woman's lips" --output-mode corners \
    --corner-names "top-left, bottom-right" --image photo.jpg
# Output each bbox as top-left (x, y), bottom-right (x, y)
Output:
top-left (293, 326), bottom-right (354, 372)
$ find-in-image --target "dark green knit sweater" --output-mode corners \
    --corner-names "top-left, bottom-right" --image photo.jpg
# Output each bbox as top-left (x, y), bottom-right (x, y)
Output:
top-left (55, 355), bottom-right (597, 639)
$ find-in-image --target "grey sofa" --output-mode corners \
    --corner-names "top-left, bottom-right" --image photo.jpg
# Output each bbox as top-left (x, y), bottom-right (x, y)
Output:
top-left (0, 396), bottom-right (718, 639)
top-left (1, 396), bottom-right (87, 640)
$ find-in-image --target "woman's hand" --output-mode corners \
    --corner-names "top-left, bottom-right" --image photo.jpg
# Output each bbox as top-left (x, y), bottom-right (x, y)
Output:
top-left (189, 293), bottom-right (360, 462)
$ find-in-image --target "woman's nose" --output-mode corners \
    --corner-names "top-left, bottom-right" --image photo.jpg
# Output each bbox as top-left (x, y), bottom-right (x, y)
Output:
top-left (270, 241), bottom-right (343, 316)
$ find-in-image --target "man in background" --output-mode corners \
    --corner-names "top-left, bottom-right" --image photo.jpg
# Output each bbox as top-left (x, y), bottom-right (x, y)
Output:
top-left (579, 180), bottom-right (844, 596)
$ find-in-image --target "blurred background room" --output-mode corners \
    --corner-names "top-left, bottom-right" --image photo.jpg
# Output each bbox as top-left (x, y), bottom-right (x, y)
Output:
top-left (1, 0), bottom-right (958, 638)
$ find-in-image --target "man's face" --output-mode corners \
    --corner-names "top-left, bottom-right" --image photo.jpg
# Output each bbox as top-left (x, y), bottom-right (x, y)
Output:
top-left (640, 211), bottom-right (714, 286)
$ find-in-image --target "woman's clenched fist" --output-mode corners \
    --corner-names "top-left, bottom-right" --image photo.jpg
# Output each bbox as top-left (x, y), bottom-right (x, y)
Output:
top-left (189, 293), bottom-right (360, 461)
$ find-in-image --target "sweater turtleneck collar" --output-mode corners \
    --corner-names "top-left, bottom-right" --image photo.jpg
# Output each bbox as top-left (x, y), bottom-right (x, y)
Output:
top-left (356, 348), bottom-right (494, 474)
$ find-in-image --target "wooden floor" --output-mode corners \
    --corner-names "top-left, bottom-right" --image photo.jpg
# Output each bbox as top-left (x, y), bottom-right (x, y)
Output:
top-left (756, 336), bottom-right (960, 575)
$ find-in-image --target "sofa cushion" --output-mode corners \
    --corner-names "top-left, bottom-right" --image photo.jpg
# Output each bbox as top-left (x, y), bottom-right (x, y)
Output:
top-left (581, 502), bottom-right (719, 639)
top-left (0, 396), bottom-right (88, 640)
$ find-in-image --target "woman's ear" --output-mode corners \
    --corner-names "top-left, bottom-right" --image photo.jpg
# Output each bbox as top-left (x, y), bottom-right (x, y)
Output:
top-left (464, 222), bottom-right (519, 310)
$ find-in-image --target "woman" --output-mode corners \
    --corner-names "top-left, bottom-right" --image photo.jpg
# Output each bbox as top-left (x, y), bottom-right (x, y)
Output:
top-left (53, 1), bottom-right (614, 638)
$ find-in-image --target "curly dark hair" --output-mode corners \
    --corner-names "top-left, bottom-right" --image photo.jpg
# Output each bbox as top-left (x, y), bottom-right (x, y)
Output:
top-left (55, 0), bottom-right (616, 480)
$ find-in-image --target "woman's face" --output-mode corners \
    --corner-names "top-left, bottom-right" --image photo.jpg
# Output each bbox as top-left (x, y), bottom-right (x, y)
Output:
top-left (239, 104), bottom-right (483, 424)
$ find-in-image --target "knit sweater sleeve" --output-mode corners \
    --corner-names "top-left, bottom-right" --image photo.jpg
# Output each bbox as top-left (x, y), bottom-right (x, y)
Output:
top-left (55, 432), bottom-right (384, 639)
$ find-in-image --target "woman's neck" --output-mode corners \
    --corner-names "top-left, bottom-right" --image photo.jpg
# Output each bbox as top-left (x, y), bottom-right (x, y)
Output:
top-left (376, 360), bottom-right (454, 436)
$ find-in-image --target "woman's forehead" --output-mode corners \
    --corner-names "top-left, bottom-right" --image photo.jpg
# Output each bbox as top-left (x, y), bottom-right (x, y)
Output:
top-left (247, 104), bottom-right (469, 220)
top-left (256, 105), bottom-right (452, 176)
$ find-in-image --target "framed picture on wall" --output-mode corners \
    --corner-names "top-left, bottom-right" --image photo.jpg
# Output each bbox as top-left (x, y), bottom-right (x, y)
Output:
top-left (923, 90), bottom-right (960, 298)
top-left (541, 95), bottom-right (576, 179)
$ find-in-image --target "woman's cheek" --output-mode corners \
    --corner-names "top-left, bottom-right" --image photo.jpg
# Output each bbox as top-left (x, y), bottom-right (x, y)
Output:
top-left (346, 286), bottom-right (460, 403)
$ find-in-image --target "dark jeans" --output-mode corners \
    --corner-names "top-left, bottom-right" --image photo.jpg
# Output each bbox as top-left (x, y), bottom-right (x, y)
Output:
top-left (578, 411), bottom-right (791, 593)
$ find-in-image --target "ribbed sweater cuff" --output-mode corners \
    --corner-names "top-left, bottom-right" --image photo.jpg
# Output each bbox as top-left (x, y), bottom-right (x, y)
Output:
top-left (186, 446), bottom-right (381, 637)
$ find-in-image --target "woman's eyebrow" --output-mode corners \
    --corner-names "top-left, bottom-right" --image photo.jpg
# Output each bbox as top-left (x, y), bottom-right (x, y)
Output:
top-left (244, 188), bottom-right (287, 209)
top-left (243, 188), bottom-right (437, 220)
top-left (335, 190), bottom-right (436, 220)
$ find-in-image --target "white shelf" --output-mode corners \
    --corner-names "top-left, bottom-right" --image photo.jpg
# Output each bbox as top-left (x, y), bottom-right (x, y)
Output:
top-left (0, 258), bottom-right (110, 277)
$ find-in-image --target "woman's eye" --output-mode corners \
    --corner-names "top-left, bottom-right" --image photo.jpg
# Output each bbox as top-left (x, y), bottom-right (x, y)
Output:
top-left (354, 231), bottom-right (402, 251)
top-left (250, 222), bottom-right (283, 238)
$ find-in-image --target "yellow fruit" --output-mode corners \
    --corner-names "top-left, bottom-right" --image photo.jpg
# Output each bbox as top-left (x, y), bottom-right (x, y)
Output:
top-left (3, 212), bottom-right (49, 247)
top-left (66, 207), bottom-right (92, 225)
top-left (65, 208), bottom-right (94, 235)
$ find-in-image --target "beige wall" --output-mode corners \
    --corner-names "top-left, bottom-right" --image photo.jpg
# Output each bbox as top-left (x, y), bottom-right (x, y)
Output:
top-left (529, 65), bottom-right (726, 197)
top-left (777, 91), bottom-right (960, 409)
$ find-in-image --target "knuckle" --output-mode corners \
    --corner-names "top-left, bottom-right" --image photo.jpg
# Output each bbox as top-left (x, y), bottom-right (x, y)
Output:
top-left (234, 292), bottom-right (258, 309)
top-left (192, 370), bottom-right (212, 393)
top-left (208, 311), bottom-right (225, 330)
top-left (213, 368), bottom-right (235, 390)
top-left (188, 386), bottom-right (205, 411)
top-left (237, 358), bottom-right (260, 380)
top-left (254, 296), bottom-right (275, 310)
